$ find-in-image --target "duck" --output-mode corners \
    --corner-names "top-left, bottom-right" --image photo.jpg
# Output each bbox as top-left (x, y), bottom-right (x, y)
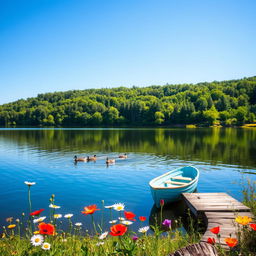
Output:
top-left (118, 153), bottom-right (127, 159)
top-left (74, 155), bottom-right (87, 162)
top-left (87, 155), bottom-right (97, 161)
top-left (106, 157), bottom-right (115, 164)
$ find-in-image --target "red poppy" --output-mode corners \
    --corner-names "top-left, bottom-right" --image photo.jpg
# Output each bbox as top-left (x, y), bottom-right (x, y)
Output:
top-left (81, 205), bottom-right (100, 215)
top-left (250, 223), bottom-right (256, 231)
top-left (210, 226), bottom-right (220, 235)
top-left (160, 199), bottom-right (164, 206)
top-left (139, 216), bottom-right (147, 222)
top-left (207, 237), bottom-right (216, 245)
top-left (225, 237), bottom-right (238, 248)
top-left (30, 209), bottom-right (44, 216)
top-left (38, 222), bottom-right (55, 235)
top-left (110, 224), bottom-right (127, 236)
top-left (124, 211), bottom-right (136, 221)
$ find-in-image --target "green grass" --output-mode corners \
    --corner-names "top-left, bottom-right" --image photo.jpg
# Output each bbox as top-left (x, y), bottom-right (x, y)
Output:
top-left (0, 228), bottom-right (198, 256)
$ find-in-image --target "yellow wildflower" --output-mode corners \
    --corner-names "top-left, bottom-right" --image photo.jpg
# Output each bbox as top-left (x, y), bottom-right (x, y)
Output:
top-left (235, 216), bottom-right (252, 225)
top-left (8, 224), bottom-right (16, 229)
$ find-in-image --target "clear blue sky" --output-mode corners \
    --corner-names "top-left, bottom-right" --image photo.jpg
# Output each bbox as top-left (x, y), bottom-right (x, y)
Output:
top-left (0, 0), bottom-right (255, 104)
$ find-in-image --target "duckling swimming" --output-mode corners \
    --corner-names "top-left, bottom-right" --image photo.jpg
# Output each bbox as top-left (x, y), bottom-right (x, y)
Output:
top-left (74, 155), bottom-right (87, 162)
top-left (87, 155), bottom-right (97, 161)
top-left (106, 157), bottom-right (115, 164)
top-left (118, 153), bottom-right (127, 159)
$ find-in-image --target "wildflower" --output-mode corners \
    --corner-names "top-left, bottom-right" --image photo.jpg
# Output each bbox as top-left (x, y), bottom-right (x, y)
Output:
top-left (235, 216), bottom-right (252, 226)
top-left (207, 237), bottom-right (216, 245)
top-left (110, 224), bottom-right (127, 236)
top-left (99, 231), bottom-right (108, 239)
top-left (49, 204), bottom-right (60, 209)
top-left (33, 231), bottom-right (40, 234)
top-left (96, 242), bottom-right (104, 246)
top-left (64, 214), bottom-right (73, 218)
top-left (16, 219), bottom-right (20, 223)
top-left (75, 222), bottom-right (82, 227)
top-left (41, 242), bottom-right (51, 250)
top-left (7, 224), bottom-right (16, 229)
top-left (118, 217), bottom-right (125, 221)
top-left (38, 223), bottom-right (55, 235)
top-left (250, 223), bottom-right (256, 230)
top-left (138, 226), bottom-right (150, 233)
top-left (6, 217), bottom-right (13, 223)
top-left (24, 181), bottom-right (36, 186)
top-left (225, 237), bottom-right (238, 248)
top-left (33, 217), bottom-right (46, 223)
top-left (105, 205), bottom-right (114, 209)
top-left (113, 203), bottom-right (125, 211)
top-left (210, 226), bottom-right (220, 235)
top-left (132, 235), bottom-right (138, 241)
top-left (124, 211), bottom-right (136, 221)
top-left (162, 219), bottom-right (171, 228)
top-left (53, 214), bottom-right (62, 219)
top-left (30, 209), bottom-right (44, 216)
top-left (30, 235), bottom-right (44, 246)
top-left (109, 220), bottom-right (117, 224)
top-left (81, 205), bottom-right (100, 215)
top-left (139, 216), bottom-right (146, 222)
top-left (121, 220), bottom-right (133, 225)
top-left (160, 199), bottom-right (164, 206)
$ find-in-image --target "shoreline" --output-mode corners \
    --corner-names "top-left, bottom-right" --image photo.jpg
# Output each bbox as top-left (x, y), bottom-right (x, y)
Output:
top-left (0, 124), bottom-right (255, 129)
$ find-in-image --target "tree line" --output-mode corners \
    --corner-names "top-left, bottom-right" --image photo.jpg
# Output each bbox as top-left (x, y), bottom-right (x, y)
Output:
top-left (0, 76), bottom-right (256, 127)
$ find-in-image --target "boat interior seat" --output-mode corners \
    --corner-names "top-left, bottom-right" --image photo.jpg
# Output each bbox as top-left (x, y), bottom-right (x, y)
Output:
top-left (171, 176), bottom-right (192, 182)
top-left (164, 180), bottom-right (187, 186)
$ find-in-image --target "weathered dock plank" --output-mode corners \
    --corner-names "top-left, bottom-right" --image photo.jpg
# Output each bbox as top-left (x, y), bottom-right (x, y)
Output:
top-left (182, 193), bottom-right (250, 215)
top-left (182, 193), bottom-right (253, 249)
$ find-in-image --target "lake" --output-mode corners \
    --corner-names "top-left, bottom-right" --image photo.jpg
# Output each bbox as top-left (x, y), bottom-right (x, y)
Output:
top-left (0, 128), bottom-right (255, 231)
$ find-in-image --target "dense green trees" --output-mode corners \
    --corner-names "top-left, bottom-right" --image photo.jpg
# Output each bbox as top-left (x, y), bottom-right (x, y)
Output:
top-left (0, 76), bottom-right (256, 127)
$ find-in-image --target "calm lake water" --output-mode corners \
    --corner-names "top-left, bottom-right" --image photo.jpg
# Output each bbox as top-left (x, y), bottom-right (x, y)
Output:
top-left (0, 128), bottom-right (255, 231)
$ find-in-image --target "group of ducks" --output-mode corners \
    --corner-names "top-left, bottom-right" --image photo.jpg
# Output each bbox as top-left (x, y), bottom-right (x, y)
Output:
top-left (74, 153), bottom-right (128, 164)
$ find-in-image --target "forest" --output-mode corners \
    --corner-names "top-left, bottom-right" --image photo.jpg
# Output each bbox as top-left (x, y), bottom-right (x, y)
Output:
top-left (0, 76), bottom-right (256, 127)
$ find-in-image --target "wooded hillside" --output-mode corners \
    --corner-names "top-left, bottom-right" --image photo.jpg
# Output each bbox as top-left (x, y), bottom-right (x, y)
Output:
top-left (1, 77), bottom-right (256, 126)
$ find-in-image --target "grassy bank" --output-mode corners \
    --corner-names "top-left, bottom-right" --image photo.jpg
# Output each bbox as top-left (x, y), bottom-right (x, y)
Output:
top-left (0, 180), bottom-right (255, 256)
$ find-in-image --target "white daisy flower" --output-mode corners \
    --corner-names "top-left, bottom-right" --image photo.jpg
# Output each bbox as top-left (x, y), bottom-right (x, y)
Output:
top-left (113, 203), bottom-right (125, 211)
top-left (75, 222), bottom-right (82, 227)
top-left (118, 217), bottom-right (125, 221)
top-left (33, 216), bottom-right (46, 223)
top-left (121, 220), bottom-right (133, 225)
top-left (138, 226), bottom-right (150, 233)
top-left (30, 235), bottom-right (44, 246)
top-left (99, 231), bottom-right (108, 240)
top-left (42, 242), bottom-right (51, 250)
top-left (24, 181), bottom-right (36, 186)
top-left (53, 214), bottom-right (62, 219)
top-left (49, 204), bottom-right (60, 209)
top-left (64, 214), bottom-right (73, 218)
top-left (96, 242), bottom-right (104, 246)
top-left (104, 205), bottom-right (114, 209)
top-left (109, 220), bottom-right (117, 224)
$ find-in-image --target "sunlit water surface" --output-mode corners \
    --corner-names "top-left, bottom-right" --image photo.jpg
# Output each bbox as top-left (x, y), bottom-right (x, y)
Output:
top-left (0, 128), bottom-right (255, 231)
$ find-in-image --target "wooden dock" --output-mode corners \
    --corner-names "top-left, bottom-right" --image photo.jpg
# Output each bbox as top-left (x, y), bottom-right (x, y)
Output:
top-left (182, 193), bottom-right (254, 248)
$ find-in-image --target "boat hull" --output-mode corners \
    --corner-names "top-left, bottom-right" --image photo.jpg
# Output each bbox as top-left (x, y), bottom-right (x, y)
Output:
top-left (149, 166), bottom-right (199, 208)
